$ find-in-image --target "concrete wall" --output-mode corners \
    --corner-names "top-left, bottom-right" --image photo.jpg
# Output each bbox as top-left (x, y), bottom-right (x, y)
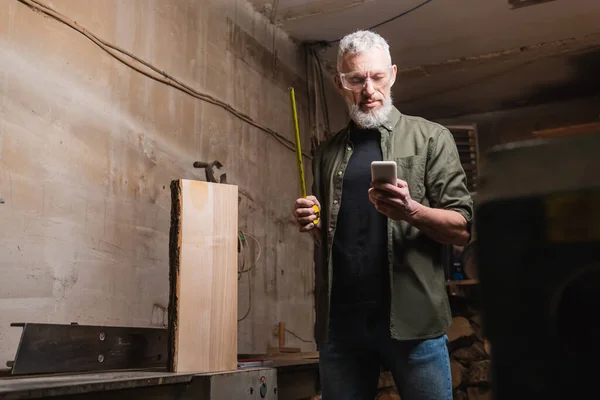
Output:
top-left (0, 0), bottom-right (348, 365)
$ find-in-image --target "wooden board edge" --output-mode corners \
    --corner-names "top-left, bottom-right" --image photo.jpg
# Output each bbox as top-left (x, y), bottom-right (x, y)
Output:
top-left (532, 121), bottom-right (600, 138)
top-left (167, 179), bottom-right (183, 372)
top-left (232, 184), bottom-right (239, 370)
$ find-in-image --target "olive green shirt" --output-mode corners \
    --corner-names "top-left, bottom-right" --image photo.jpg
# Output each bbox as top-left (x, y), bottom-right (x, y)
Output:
top-left (311, 106), bottom-right (473, 343)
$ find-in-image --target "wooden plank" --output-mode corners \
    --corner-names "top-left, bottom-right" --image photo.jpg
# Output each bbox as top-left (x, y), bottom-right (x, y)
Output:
top-left (168, 179), bottom-right (238, 373)
top-left (532, 122), bottom-right (600, 139)
top-left (267, 347), bottom-right (301, 354)
top-left (446, 279), bottom-right (479, 286)
top-left (509, 0), bottom-right (558, 10)
top-left (238, 352), bottom-right (319, 361)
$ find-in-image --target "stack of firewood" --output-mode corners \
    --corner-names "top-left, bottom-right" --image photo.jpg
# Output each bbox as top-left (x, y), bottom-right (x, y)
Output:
top-left (447, 314), bottom-right (492, 400)
top-left (375, 369), bottom-right (400, 399)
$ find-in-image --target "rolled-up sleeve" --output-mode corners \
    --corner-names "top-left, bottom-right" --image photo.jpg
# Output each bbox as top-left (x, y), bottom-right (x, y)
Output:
top-left (425, 128), bottom-right (474, 227)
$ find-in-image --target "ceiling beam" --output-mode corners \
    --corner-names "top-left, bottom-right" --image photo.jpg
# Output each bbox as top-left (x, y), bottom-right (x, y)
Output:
top-left (275, 0), bottom-right (374, 23)
top-left (508, 0), bottom-right (559, 10)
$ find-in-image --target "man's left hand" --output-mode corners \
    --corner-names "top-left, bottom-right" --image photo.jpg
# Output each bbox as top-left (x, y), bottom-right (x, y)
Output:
top-left (368, 179), bottom-right (421, 221)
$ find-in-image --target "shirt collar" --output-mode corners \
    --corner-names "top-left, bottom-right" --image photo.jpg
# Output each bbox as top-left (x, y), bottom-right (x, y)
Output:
top-left (381, 105), bottom-right (401, 132)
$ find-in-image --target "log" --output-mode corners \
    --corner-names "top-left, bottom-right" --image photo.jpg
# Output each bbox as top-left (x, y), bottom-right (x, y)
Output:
top-left (467, 386), bottom-right (492, 400)
top-left (168, 179), bottom-right (239, 373)
top-left (469, 314), bottom-right (482, 327)
top-left (464, 360), bottom-right (491, 386)
top-left (447, 317), bottom-right (474, 342)
top-left (447, 316), bottom-right (476, 351)
top-left (378, 370), bottom-right (396, 389)
top-left (484, 340), bottom-right (492, 357)
top-left (375, 388), bottom-right (401, 400)
top-left (451, 360), bottom-right (466, 389)
top-left (452, 342), bottom-right (488, 362)
top-left (469, 315), bottom-right (485, 342)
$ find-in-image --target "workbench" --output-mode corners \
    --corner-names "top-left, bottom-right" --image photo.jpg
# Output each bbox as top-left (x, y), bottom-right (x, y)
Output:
top-left (0, 322), bottom-right (320, 400)
top-left (0, 358), bottom-right (319, 400)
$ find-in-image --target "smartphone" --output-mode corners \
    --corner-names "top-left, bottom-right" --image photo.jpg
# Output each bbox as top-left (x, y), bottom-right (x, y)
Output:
top-left (371, 161), bottom-right (397, 184)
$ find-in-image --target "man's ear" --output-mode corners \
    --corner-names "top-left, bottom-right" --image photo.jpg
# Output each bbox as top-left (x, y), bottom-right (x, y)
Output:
top-left (390, 64), bottom-right (398, 87)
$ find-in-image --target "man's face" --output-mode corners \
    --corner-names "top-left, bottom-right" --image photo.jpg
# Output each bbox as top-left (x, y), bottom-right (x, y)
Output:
top-left (335, 47), bottom-right (397, 117)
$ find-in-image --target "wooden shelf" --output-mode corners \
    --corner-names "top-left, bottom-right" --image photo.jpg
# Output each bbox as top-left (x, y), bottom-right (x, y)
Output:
top-left (532, 122), bottom-right (600, 139)
top-left (446, 279), bottom-right (479, 297)
top-left (446, 279), bottom-right (479, 286)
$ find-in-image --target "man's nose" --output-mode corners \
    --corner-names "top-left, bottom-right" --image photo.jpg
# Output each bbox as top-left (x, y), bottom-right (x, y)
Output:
top-left (362, 79), bottom-right (375, 96)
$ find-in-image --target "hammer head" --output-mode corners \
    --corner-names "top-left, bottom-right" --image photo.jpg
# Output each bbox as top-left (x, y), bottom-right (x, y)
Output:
top-left (193, 160), bottom-right (227, 184)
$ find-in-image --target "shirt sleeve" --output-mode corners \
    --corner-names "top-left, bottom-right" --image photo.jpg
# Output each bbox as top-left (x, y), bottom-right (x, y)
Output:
top-left (425, 127), bottom-right (474, 227)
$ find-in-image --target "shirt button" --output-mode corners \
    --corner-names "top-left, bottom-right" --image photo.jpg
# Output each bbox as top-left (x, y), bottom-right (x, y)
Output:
top-left (333, 199), bottom-right (338, 205)
top-left (337, 171), bottom-right (343, 176)
top-left (347, 147), bottom-right (351, 151)
top-left (328, 227), bottom-right (333, 232)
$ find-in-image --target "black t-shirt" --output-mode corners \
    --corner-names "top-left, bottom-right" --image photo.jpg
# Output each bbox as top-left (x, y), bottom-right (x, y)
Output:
top-left (330, 125), bottom-right (390, 315)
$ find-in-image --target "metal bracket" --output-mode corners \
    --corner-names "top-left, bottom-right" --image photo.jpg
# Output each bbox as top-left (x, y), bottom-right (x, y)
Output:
top-left (193, 160), bottom-right (227, 184)
top-left (9, 323), bottom-right (168, 375)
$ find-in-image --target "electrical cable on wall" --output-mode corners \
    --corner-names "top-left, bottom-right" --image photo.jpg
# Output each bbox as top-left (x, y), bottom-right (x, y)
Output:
top-left (237, 231), bottom-right (262, 322)
top-left (238, 231), bottom-right (313, 344)
top-left (238, 270), bottom-right (252, 322)
top-left (17, 0), bottom-right (312, 160)
top-left (285, 328), bottom-right (312, 343)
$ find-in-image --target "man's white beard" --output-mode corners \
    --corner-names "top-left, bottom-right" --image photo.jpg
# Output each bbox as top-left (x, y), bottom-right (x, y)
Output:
top-left (345, 95), bottom-right (393, 129)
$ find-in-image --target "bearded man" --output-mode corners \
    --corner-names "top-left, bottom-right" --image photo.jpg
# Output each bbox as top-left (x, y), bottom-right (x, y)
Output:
top-left (292, 30), bottom-right (473, 400)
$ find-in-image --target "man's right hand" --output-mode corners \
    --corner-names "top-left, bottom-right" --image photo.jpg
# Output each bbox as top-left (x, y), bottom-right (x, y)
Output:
top-left (293, 195), bottom-right (321, 232)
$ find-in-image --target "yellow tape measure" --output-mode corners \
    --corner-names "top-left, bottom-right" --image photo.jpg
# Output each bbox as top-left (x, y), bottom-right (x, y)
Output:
top-left (289, 87), bottom-right (320, 226)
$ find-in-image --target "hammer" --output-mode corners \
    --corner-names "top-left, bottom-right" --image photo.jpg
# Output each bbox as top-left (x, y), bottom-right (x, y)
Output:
top-left (193, 160), bottom-right (227, 184)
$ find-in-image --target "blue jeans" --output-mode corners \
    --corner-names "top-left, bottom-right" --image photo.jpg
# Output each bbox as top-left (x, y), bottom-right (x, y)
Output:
top-left (318, 310), bottom-right (452, 400)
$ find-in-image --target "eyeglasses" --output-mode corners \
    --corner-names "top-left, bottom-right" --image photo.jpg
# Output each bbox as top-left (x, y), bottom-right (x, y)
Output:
top-left (339, 66), bottom-right (395, 93)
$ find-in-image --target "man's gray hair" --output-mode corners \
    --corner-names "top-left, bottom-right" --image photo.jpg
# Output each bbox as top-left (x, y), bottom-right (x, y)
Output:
top-left (336, 30), bottom-right (392, 71)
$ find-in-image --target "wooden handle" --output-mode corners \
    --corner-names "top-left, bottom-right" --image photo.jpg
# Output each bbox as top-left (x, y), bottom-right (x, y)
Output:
top-left (278, 322), bottom-right (285, 348)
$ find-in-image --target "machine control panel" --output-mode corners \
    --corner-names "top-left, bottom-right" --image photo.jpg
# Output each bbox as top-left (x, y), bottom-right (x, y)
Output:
top-left (210, 367), bottom-right (278, 399)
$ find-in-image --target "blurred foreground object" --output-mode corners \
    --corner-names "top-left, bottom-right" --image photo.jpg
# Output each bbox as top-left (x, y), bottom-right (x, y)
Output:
top-left (475, 133), bottom-right (600, 400)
